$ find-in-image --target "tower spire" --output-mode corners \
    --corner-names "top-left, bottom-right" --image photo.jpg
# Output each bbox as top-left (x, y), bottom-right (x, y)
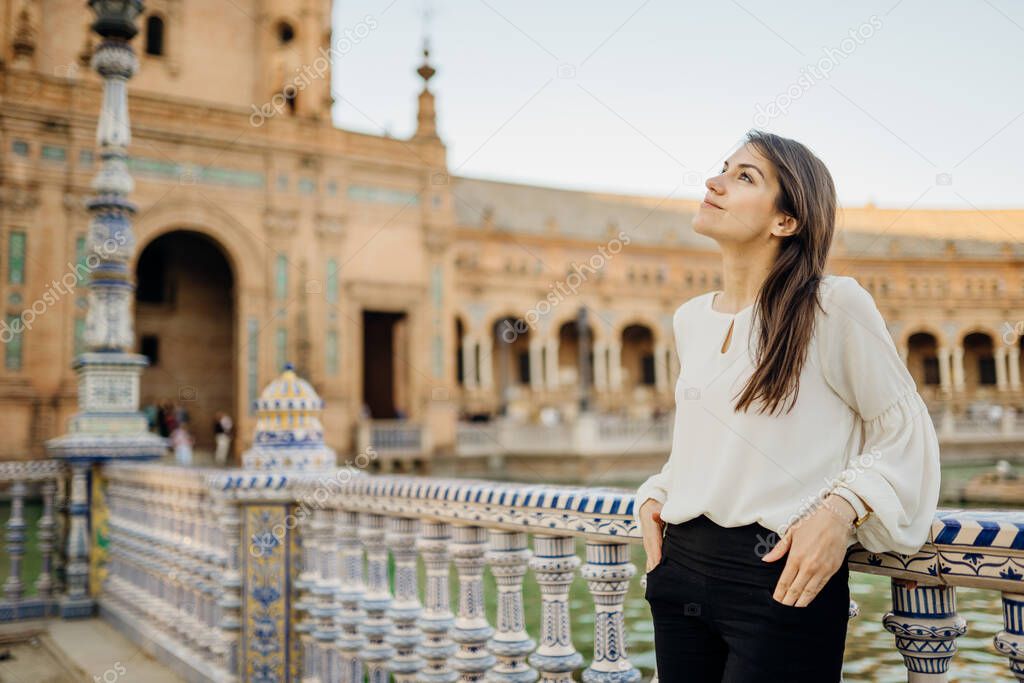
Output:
top-left (413, 37), bottom-right (439, 141)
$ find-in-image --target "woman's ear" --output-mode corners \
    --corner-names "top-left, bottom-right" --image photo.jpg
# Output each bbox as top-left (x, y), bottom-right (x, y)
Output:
top-left (772, 213), bottom-right (799, 238)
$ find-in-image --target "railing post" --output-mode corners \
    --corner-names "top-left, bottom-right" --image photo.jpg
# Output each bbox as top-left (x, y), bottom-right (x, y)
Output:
top-left (297, 506), bottom-right (321, 683)
top-left (312, 506), bottom-right (342, 682)
top-left (336, 510), bottom-right (367, 682)
top-left (581, 541), bottom-right (640, 683)
top-left (386, 516), bottom-right (425, 680)
top-left (3, 481), bottom-right (27, 603)
top-left (994, 592), bottom-right (1024, 681)
top-left (34, 479), bottom-right (57, 600)
top-left (883, 579), bottom-right (966, 681)
top-left (485, 530), bottom-right (537, 681)
top-left (529, 535), bottom-right (582, 683)
top-left (451, 524), bottom-right (496, 679)
top-left (416, 520), bottom-right (458, 681)
top-left (359, 512), bottom-right (395, 682)
top-left (215, 497), bottom-right (242, 681)
top-left (60, 462), bottom-right (93, 618)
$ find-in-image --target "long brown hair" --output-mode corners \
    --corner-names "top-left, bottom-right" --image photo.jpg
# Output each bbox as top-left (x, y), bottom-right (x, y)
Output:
top-left (732, 130), bottom-right (837, 417)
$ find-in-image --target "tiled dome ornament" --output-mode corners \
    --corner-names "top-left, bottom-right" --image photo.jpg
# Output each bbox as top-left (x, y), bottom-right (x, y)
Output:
top-left (242, 363), bottom-right (337, 471)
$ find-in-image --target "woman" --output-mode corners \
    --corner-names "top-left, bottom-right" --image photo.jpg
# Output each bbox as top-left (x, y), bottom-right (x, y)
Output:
top-left (635, 130), bottom-right (941, 682)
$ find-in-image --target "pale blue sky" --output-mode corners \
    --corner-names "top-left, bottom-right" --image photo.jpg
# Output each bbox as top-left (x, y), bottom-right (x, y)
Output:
top-left (331, 1), bottom-right (1024, 209)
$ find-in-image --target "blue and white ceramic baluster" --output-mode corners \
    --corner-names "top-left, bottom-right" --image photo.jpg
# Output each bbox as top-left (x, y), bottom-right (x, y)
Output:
top-left (312, 506), bottom-right (342, 682)
top-left (486, 530), bottom-right (537, 682)
top-left (335, 510), bottom-right (367, 683)
top-left (386, 516), bottom-right (424, 681)
top-left (528, 535), bottom-right (582, 683)
top-left (416, 520), bottom-right (458, 682)
top-left (883, 578), bottom-right (966, 679)
top-left (581, 542), bottom-right (640, 683)
top-left (359, 512), bottom-right (395, 682)
top-left (451, 524), bottom-right (496, 680)
top-left (994, 592), bottom-right (1024, 681)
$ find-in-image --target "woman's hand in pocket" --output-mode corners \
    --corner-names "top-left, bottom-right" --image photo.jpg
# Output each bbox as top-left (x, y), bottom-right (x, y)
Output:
top-left (640, 498), bottom-right (666, 572)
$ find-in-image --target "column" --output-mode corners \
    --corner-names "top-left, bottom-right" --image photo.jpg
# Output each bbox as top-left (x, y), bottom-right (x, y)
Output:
top-left (581, 542), bottom-right (640, 682)
top-left (608, 341), bottom-right (623, 391)
top-left (529, 535), bottom-right (582, 683)
top-left (994, 592), bottom-right (1024, 681)
top-left (997, 347), bottom-right (1009, 391)
top-left (592, 340), bottom-right (607, 391)
top-left (335, 510), bottom-right (367, 683)
top-left (485, 530), bottom-right (536, 681)
top-left (952, 345), bottom-right (966, 393)
top-left (883, 579), bottom-right (966, 679)
top-left (385, 517), bottom-right (424, 681)
top-left (1009, 346), bottom-right (1022, 391)
top-left (545, 339), bottom-right (560, 390)
top-left (480, 339), bottom-right (495, 391)
top-left (653, 342), bottom-right (668, 393)
top-left (313, 508), bottom-right (342, 682)
top-left (530, 340), bottom-right (545, 392)
top-left (61, 463), bottom-right (92, 617)
top-left (359, 513), bottom-right (395, 682)
top-left (415, 521), bottom-right (457, 681)
top-left (462, 336), bottom-right (478, 390)
top-left (938, 347), bottom-right (952, 394)
top-left (450, 525), bottom-right (495, 677)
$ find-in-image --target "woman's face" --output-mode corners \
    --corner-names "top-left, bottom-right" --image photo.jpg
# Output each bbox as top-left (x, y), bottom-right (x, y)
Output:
top-left (693, 143), bottom-right (792, 242)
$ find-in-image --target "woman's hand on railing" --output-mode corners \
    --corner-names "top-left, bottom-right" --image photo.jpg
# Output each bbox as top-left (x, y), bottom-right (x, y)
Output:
top-left (639, 498), bottom-right (666, 572)
top-left (760, 493), bottom-right (856, 607)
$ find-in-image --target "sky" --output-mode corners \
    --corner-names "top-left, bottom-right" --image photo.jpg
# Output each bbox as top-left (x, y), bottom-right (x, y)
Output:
top-left (330, 0), bottom-right (1024, 210)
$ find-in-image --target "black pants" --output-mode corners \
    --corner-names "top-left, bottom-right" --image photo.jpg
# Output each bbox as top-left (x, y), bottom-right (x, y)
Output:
top-left (644, 514), bottom-right (850, 682)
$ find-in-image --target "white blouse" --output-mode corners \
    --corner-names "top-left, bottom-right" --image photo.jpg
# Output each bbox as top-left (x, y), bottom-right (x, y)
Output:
top-left (634, 274), bottom-right (941, 556)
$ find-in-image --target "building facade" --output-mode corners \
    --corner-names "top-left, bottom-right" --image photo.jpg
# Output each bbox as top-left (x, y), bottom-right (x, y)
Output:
top-left (2, 1), bottom-right (1023, 463)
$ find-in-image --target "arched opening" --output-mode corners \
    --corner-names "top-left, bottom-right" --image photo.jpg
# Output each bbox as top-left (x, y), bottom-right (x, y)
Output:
top-left (491, 315), bottom-right (531, 417)
top-left (907, 332), bottom-right (939, 386)
top-left (621, 324), bottom-right (656, 389)
top-left (135, 230), bottom-right (236, 461)
top-left (557, 319), bottom-right (594, 392)
top-left (276, 21), bottom-right (295, 45)
top-left (455, 317), bottom-right (466, 386)
top-left (963, 332), bottom-right (996, 390)
top-left (145, 15), bottom-right (165, 56)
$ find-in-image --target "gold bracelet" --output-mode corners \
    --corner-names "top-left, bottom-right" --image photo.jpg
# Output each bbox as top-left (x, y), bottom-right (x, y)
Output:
top-left (820, 498), bottom-right (856, 535)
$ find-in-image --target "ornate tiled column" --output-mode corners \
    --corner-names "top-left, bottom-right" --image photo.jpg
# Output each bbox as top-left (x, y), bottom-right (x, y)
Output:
top-left (335, 510), bottom-right (367, 682)
top-left (883, 579), bottom-right (966, 678)
top-left (386, 516), bottom-right (424, 680)
top-left (45, 0), bottom-right (166, 619)
top-left (416, 520), bottom-right (458, 682)
top-left (451, 524), bottom-right (496, 679)
top-left (529, 535), bottom-right (582, 683)
top-left (581, 542), bottom-right (640, 682)
top-left (486, 530), bottom-right (537, 681)
top-left (995, 592), bottom-right (1024, 681)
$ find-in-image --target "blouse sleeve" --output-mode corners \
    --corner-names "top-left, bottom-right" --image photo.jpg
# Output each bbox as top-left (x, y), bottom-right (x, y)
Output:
top-left (633, 459), bottom-right (672, 528)
top-left (817, 277), bottom-right (941, 556)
